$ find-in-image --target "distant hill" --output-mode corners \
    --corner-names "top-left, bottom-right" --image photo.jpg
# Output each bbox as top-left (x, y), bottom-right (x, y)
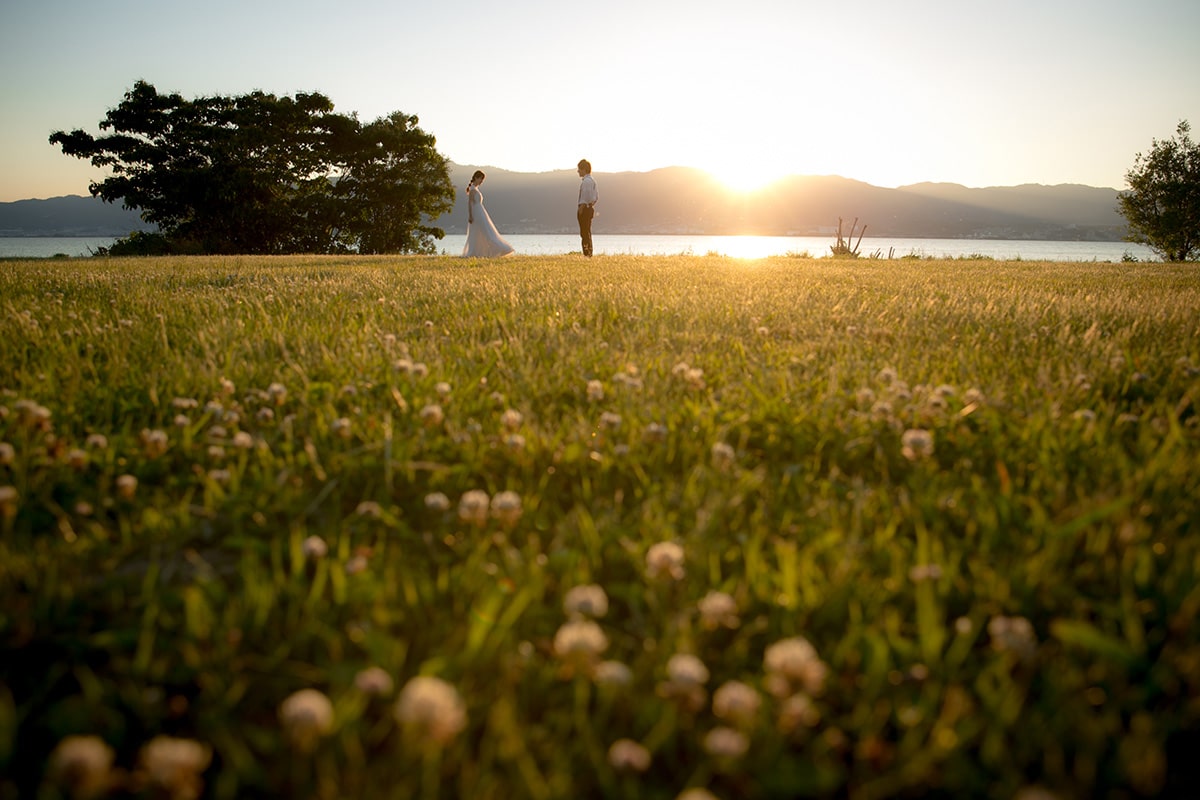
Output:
top-left (437, 165), bottom-right (1129, 240)
top-left (0, 195), bottom-right (152, 237)
top-left (1, 168), bottom-right (1128, 241)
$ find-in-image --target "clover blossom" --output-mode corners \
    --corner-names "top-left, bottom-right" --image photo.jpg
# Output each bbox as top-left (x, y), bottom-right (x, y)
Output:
top-left (564, 584), bottom-right (609, 619)
top-left (279, 689), bottom-right (334, 751)
top-left (607, 738), bottom-right (651, 773)
top-left (458, 490), bottom-right (490, 526)
top-left (763, 636), bottom-right (828, 697)
top-left (697, 590), bottom-right (740, 630)
top-left (46, 735), bottom-right (115, 800)
top-left (646, 541), bottom-right (686, 581)
top-left (394, 675), bottom-right (467, 746)
top-left (136, 735), bottom-right (213, 800)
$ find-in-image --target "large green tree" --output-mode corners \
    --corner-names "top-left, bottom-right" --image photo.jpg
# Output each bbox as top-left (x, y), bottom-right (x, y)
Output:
top-left (49, 81), bottom-right (455, 254)
top-left (1118, 120), bottom-right (1200, 262)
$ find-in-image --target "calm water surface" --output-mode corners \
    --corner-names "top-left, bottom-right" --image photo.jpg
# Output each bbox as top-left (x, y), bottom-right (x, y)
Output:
top-left (1, 235), bottom-right (1158, 262)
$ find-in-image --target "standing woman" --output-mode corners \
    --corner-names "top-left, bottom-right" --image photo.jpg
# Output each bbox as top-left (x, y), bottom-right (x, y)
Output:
top-left (462, 170), bottom-right (514, 257)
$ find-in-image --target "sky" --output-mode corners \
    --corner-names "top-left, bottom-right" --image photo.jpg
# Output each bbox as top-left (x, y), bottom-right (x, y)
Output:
top-left (2, 0), bottom-right (1199, 202)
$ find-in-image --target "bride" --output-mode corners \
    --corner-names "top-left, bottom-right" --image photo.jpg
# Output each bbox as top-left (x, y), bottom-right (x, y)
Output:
top-left (462, 170), bottom-right (514, 257)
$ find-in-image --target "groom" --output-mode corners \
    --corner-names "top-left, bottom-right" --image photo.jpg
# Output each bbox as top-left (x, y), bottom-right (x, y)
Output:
top-left (576, 159), bottom-right (598, 257)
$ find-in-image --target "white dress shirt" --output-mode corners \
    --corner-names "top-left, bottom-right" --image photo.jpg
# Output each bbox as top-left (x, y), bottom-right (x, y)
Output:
top-left (578, 175), bottom-right (598, 207)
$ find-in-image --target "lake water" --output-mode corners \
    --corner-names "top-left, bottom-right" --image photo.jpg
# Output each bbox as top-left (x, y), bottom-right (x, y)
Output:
top-left (0, 235), bottom-right (1159, 262)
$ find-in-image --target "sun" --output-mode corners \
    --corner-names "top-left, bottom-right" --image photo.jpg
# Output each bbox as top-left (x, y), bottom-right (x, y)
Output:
top-left (706, 157), bottom-right (786, 194)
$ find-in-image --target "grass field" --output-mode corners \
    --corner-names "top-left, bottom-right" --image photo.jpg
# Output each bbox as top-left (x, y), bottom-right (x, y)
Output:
top-left (2, 254), bottom-right (1199, 799)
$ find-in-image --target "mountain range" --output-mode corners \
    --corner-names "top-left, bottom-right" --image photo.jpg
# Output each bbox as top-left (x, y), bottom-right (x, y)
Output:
top-left (0, 164), bottom-right (1129, 241)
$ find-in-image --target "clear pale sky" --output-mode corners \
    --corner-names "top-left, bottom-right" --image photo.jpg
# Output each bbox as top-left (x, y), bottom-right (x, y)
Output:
top-left (2, 0), bottom-right (1198, 201)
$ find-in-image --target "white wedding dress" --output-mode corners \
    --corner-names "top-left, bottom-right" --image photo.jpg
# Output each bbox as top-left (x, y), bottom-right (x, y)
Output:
top-left (463, 186), bottom-right (514, 257)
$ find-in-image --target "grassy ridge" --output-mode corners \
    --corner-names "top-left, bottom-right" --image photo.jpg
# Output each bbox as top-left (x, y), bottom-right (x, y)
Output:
top-left (2, 254), bottom-right (1199, 799)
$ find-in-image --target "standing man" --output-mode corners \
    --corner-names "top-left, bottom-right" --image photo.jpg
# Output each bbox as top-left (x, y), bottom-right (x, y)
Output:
top-left (577, 159), bottom-right (598, 257)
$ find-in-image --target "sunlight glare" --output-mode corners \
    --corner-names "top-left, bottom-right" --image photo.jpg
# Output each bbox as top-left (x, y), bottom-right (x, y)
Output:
top-left (706, 156), bottom-right (786, 194)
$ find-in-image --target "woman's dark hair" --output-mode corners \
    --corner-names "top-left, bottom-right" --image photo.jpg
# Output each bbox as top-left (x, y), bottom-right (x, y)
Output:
top-left (467, 170), bottom-right (486, 193)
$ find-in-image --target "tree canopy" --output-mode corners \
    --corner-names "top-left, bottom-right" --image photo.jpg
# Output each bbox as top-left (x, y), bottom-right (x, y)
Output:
top-left (49, 81), bottom-right (456, 255)
top-left (1118, 120), bottom-right (1200, 262)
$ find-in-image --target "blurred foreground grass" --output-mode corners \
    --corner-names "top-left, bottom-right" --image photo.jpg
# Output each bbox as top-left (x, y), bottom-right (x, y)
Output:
top-left (1, 254), bottom-right (1199, 799)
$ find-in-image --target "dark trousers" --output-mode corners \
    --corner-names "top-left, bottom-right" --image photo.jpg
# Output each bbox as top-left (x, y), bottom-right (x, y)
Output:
top-left (577, 204), bottom-right (594, 256)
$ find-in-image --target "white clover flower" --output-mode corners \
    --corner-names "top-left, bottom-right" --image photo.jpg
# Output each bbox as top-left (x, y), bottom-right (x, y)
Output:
top-left (356, 501), bottom-right (383, 519)
top-left (172, 397), bottom-right (199, 410)
top-left (115, 474), bottom-right (138, 500)
top-left (684, 367), bottom-right (706, 390)
top-left (137, 735), bottom-right (213, 799)
top-left (86, 433), bottom-right (108, 450)
top-left (47, 734), bottom-right (115, 799)
top-left (594, 660), bottom-right (633, 687)
top-left (302, 535), bottom-right (329, 559)
top-left (900, 428), bottom-right (934, 461)
top-left (777, 693), bottom-right (821, 731)
top-left (677, 790), bottom-right (720, 800)
top-left (855, 387), bottom-right (877, 409)
top-left (988, 615), bottom-right (1037, 660)
top-left (500, 408), bottom-right (523, 430)
top-left (140, 428), bottom-right (169, 458)
top-left (763, 636), bottom-right (828, 696)
top-left (703, 726), bottom-right (749, 759)
top-left (599, 411), bottom-right (622, 431)
top-left (458, 490), bottom-right (490, 526)
top-left (355, 666), bottom-right (395, 697)
top-left (908, 563), bottom-right (943, 582)
top-left (710, 442), bottom-right (736, 470)
top-left (0, 442), bottom-right (14, 465)
top-left (420, 403), bottom-right (444, 428)
top-left (553, 619), bottom-right (609, 663)
top-left (219, 377), bottom-right (235, 395)
top-left (66, 448), bottom-right (88, 470)
top-left (331, 417), bottom-right (352, 439)
top-left (424, 492), bottom-right (451, 512)
top-left (712, 680), bottom-right (761, 726)
top-left (607, 738), bottom-right (651, 773)
top-left (646, 541), bottom-right (686, 581)
top-left (964, 387), bottom-right (987, 406)
top-left (266, 382), bottom-right (288, 405)
top-left (256, 407), bottom-right (275, 423)
top-left (435, 381), bottom-right (452, 399)
top-left (345, 553), bottom-right (369, 575)
top-left (876, 366), bottom-right (898, 385)
top-left (395, 676), bottom-right (467, 745)
top-left (14, 400), bottom-right (52, 430)
top-left (504, 433), bottom-right (527, 451)
top-left (614, 371), bottom-right (644, 390)
top-left (564, 584), bottom-right (609, 619)
top-left (586, 380), bottom-right (605, 402)
top-left (491, 490), bottom-right (523, 527)
top-left (173, 414), bottom-right (190, 428)
top-left (232, 431), bottom-right (254, 450)
top-left (207, 469), bottom-right (231, 485)
top-left (642, 422), bottom-right (668, 443)
top-left (667, 653), bottom-right (710, 687)
top-left (697, 591), bottom-right (740, 630)
top-left (412, 362), bottom-right (429, 378)
top-left (279, 689), bottom-right (334, 751)
top-left (0, 486), bottom-right (17, 520)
